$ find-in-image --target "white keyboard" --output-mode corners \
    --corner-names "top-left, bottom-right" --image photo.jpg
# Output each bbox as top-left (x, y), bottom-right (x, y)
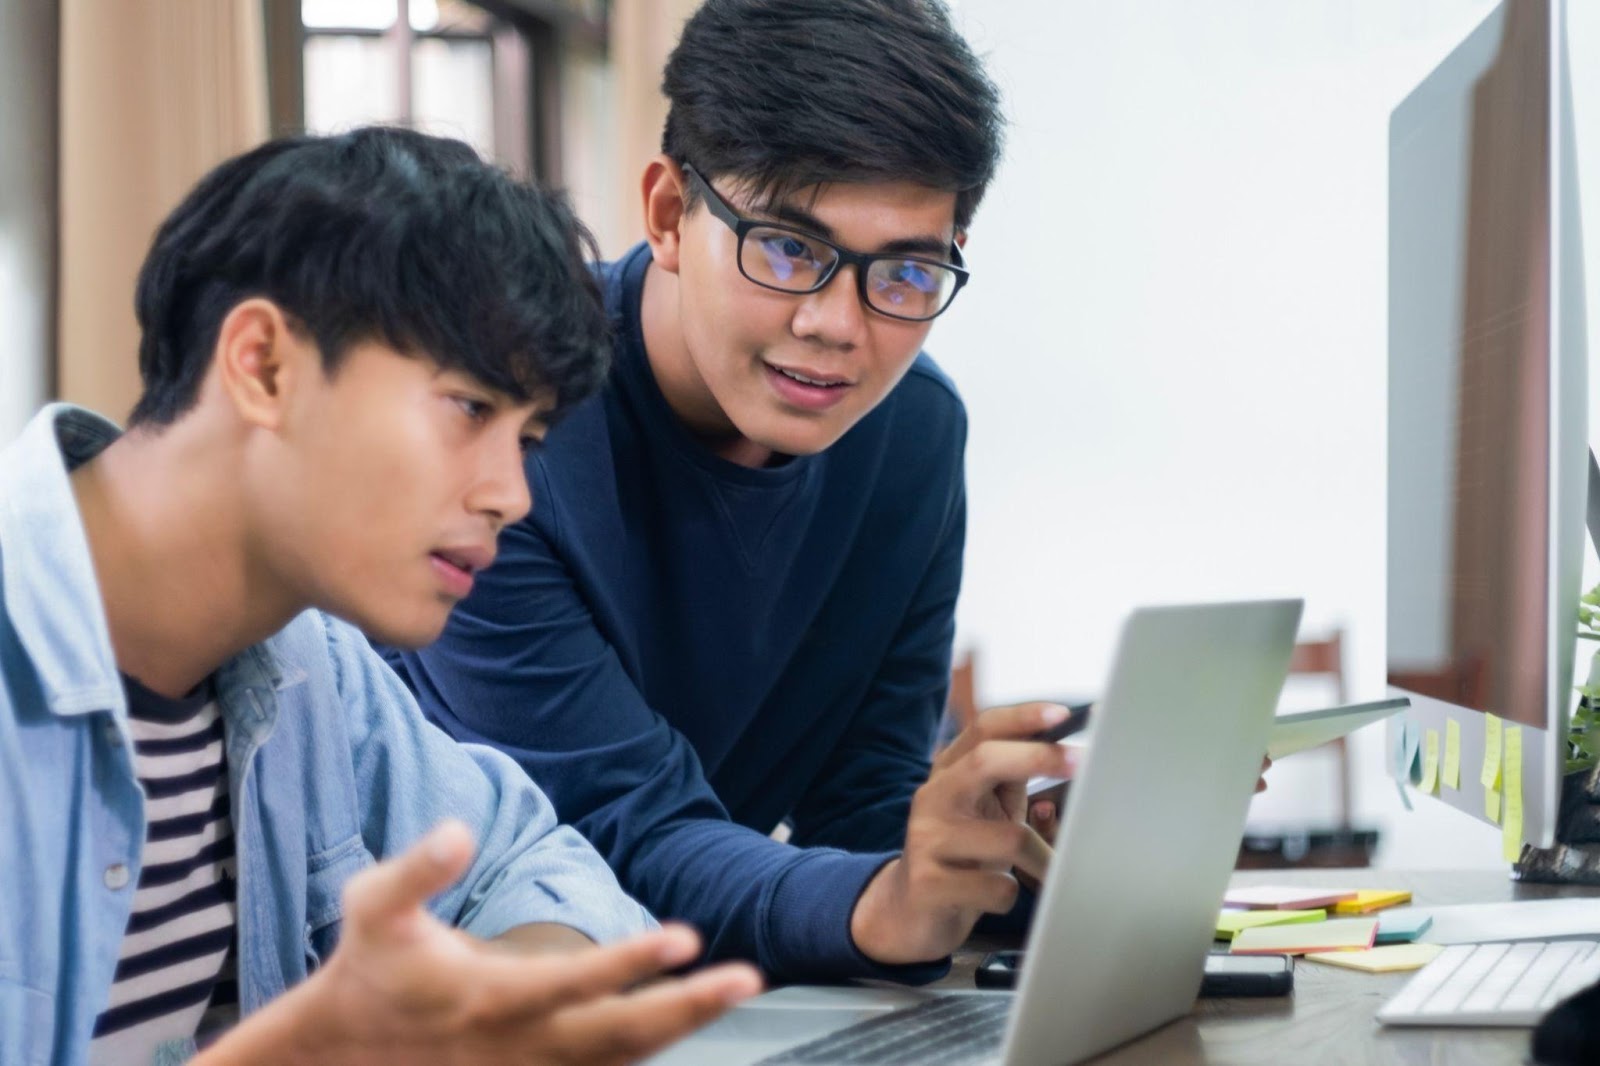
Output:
top-left (1377, 941), bottom-right (1600, 1026)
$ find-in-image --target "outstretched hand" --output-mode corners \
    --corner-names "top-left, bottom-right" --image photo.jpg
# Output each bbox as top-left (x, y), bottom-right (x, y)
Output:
top-left (199, 820), bottom-right (762, 1066)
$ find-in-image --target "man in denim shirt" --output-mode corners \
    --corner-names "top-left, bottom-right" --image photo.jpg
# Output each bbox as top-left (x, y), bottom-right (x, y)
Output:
top-left (0, 128), bottom-right (758, 1065)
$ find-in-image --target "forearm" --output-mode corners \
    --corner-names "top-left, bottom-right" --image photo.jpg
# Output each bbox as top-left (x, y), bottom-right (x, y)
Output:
top-left (490, 921), bottom-right (595, 955)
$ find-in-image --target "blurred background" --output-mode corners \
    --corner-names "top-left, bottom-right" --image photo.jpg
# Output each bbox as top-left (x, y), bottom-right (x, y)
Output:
top-left (5, 0), bottom-right (1600, 870)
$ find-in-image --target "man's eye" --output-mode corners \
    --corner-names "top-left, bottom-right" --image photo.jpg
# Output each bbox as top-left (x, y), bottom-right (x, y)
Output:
top-left (455, 397), bottom-right (493, 422)
top-left (761, 234), bottom-right (815, 261)
top-left (518, 436), bottom-right (543, 456)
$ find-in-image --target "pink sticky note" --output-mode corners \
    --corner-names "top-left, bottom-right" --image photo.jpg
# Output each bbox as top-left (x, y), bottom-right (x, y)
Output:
top-left (1222, 886), bottom-right (1361, 911)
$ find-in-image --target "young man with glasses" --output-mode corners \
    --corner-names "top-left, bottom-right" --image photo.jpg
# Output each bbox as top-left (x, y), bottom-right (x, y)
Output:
top-left (0, 127), bottom-right (762, 1064)
top-left (385, 0), bottom-right (1069, 983)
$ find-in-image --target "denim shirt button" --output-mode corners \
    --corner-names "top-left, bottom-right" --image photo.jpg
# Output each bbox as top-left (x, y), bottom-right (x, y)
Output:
top-left (104, 863), bottom-right (131, 890)
top-left (104, 722), bottom-right (123, 746)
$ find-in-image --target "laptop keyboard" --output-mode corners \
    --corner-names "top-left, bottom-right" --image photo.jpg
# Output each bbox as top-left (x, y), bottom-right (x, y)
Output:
top-left (753, 995), bottom-right (1010, 1065)
top-left (1378, 940), bottom-right (1600, 1026)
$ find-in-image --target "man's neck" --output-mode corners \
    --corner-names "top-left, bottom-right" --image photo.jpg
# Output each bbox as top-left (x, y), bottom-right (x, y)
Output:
top-left (639, 260), bottom-right (775, 469)
top-left (70, 418), bottom-right (302, 699)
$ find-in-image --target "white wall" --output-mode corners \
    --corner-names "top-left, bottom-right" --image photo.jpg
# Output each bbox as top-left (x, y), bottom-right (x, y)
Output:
top-left (939, 0), bottom-right (1600, 867)
top-left (0, 0), bottom-right (57, 441)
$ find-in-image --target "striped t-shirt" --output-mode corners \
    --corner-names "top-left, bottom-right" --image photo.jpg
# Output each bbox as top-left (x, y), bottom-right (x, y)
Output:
top-left (89, 674), bottom-right (239, 1063)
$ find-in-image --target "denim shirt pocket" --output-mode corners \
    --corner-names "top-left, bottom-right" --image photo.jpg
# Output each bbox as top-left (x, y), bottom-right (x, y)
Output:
top-left (303, 834), bottom-right (375, 969)
top-left (0, 979), bottom-right (55, 1066)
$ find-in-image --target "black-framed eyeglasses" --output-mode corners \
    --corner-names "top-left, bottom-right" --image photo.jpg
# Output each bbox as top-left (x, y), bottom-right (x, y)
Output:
top-left (683, 165), bottom-right (970, 322)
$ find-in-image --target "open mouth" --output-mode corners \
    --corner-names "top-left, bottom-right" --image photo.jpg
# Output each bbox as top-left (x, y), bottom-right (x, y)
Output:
top-left (772, 365), bottom-right (849, 389)
top-left (763, 362), bottom-right (855, 411)
top-left (429, 545), bottom-right (493, 597)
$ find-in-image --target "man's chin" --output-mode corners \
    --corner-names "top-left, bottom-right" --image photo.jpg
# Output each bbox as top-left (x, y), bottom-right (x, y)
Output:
top-left (344, 604), bottom-right (451, 651)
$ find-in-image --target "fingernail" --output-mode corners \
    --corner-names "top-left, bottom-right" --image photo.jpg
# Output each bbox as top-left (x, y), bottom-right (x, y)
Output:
top-left (1039, 704), bottom-right (1070, 726)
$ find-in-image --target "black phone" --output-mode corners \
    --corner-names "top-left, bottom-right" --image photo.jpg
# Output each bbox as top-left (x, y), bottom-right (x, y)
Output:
top-left (975, 950), bottom-right (1293, 997)
top-left (1031, 704), bottom-right (1093, 743)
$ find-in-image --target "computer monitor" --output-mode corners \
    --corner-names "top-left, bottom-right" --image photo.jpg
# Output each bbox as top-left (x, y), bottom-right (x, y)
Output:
top-left (1386, 0), bottom-right (1587, 851)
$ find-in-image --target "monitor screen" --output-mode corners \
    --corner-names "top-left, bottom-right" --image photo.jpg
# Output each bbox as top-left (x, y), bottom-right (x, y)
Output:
top-left (1388, 0), bottom-right (1552, 730)
top-left (1386, 0), bottom-right (1587, 849)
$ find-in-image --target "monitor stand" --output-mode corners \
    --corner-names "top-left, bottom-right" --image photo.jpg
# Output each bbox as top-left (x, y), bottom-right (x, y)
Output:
top-left (1515, 449), bottom-right (1600, 882)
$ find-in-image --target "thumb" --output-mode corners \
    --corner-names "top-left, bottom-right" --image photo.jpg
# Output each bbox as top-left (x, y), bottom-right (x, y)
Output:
top-left (342, 819), bottom-right (476, 943)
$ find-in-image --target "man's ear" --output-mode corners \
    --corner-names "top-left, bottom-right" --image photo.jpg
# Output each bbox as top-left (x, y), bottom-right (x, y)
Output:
top-left (213, 299), bottom-right (312, 432)
top-left (641, 154), bottom-right (689, 273)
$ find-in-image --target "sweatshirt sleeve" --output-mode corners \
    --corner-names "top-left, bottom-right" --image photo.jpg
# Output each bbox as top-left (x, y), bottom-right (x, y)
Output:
top-left (384, 514), bottom-right (947, 984)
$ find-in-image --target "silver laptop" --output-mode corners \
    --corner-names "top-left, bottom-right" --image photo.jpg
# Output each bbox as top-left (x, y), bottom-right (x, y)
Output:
top-left (648, 599), bottom-right (1303, 1066)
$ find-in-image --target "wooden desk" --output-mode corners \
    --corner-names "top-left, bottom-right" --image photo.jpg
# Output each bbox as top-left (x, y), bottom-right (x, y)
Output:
top-left (938, 869), bottom-right (1600, 1065)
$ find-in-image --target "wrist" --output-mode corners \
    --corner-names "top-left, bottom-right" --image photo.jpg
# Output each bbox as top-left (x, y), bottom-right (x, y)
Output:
top-left (196, 972), bottom-right (329, 1065)
top-left (850, 857), bottom-right (920, 966)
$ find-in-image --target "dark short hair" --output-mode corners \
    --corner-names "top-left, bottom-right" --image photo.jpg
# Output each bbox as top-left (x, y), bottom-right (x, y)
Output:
top-left (129, 126), bottom-right (609, 427)
top-left (661, 0), bottom-right (1003, 231)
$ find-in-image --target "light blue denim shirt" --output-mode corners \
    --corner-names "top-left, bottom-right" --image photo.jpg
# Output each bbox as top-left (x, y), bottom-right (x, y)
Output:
top-left (0, 405), bottom-right (656, 1065)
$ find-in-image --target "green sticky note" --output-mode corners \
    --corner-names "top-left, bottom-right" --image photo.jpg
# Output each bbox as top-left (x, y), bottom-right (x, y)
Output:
top-left (1216, 909), bottom-right (1325, 939)
top-left (1443, 719), bottom-right (1462, 789)
top-left (1420, 729), bottom-right (1440, 794)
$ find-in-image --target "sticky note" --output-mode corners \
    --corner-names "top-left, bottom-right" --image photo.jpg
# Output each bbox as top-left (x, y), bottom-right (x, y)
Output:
top-left (1443, 719), bottom-right (1462, 789)
top-left (1393, 720), bottom-right (1416, 811)
top-left (1503, 725), bottom-right (1524, 863)
top-left (1216, 909), bottom-right (1325, 939)
top-left (1482, 714), bottom-right (1503, 822)
top-left (1222, 886), bottom-right (1359, 911)
top-left (1231, 918), bottom-right (1377, 955)
top-left (1481, 714), bottom-right (1503, 789)
top-left (1375, 912), bottom-right (1432, 944)
top-left (1333, 890), bottom-right (1413, 915)
top-left (1420, 729), bottom-right (1440, 794)
top-left (1304, 943), bottom-right (1443, 973)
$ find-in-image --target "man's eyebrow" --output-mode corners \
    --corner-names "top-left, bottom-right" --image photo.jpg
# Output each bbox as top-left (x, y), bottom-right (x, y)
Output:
top-left (753, 200), bottom-right (954, 259)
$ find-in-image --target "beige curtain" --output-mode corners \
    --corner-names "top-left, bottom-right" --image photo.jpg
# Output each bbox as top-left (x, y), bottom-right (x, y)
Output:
top-left (58, 0), bottom-right (268, 422)
top-left (607, 0), bottom-right (701, 252)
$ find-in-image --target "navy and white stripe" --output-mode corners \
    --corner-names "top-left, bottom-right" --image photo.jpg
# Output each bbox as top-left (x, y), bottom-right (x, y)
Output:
top-left (89, 676), bottom-right (239, 1063)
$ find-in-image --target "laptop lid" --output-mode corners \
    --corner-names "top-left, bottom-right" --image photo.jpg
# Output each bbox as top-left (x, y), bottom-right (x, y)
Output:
top-left (1002, 598), bottom-right (1302, 1065)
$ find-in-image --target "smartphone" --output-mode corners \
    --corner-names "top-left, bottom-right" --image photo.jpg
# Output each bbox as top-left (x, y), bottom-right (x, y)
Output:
top-left (1031, 704), bottom-right (1093, 744)
top-left (975, 950), bottom-right (1293, 997)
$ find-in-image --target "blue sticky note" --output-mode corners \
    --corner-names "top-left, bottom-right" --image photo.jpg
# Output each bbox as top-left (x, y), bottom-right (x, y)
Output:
top-left (1375, 912), bottom-right (1432, 945)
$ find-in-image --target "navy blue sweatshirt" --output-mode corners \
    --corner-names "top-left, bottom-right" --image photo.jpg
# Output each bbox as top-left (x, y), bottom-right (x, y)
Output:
top-left (386, 243), bottom-right (966, 982)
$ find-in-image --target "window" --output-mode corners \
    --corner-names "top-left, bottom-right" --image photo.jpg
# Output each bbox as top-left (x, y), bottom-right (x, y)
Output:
top-left (300, 0), bottom-right (530, 174)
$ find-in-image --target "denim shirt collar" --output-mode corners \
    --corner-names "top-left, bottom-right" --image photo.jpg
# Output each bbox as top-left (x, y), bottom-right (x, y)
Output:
top-left (0, 404), bottom-right (127, 718)
top-left (0, 404), bottom-right (302, 732)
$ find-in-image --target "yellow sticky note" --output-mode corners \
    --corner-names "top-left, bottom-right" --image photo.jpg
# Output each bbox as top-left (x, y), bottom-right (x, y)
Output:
top-left (1231, 918), bottom-right (1377, 955)
top-left (1503, 725), bottom-right (1524, 863)
top-left (1482, 713), bottom-right (1503, 822)
top-left (1332, 890), bottom-right (1412, 915)
top-left (1420, 729), bottom-right (1440, 794)
top-left (1443, 719), bottom-right (1462, 789)
top-left (1481, 714), bottom-right (1503, 789)
top-left (1216, 909), bottom-right (1325, 939)
top-left (1305, 943), bottom-right (1444, 973)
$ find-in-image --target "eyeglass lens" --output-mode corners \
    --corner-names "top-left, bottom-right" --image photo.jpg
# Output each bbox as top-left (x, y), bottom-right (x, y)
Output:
top-left (741, 226), bottom-right (957, 319)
